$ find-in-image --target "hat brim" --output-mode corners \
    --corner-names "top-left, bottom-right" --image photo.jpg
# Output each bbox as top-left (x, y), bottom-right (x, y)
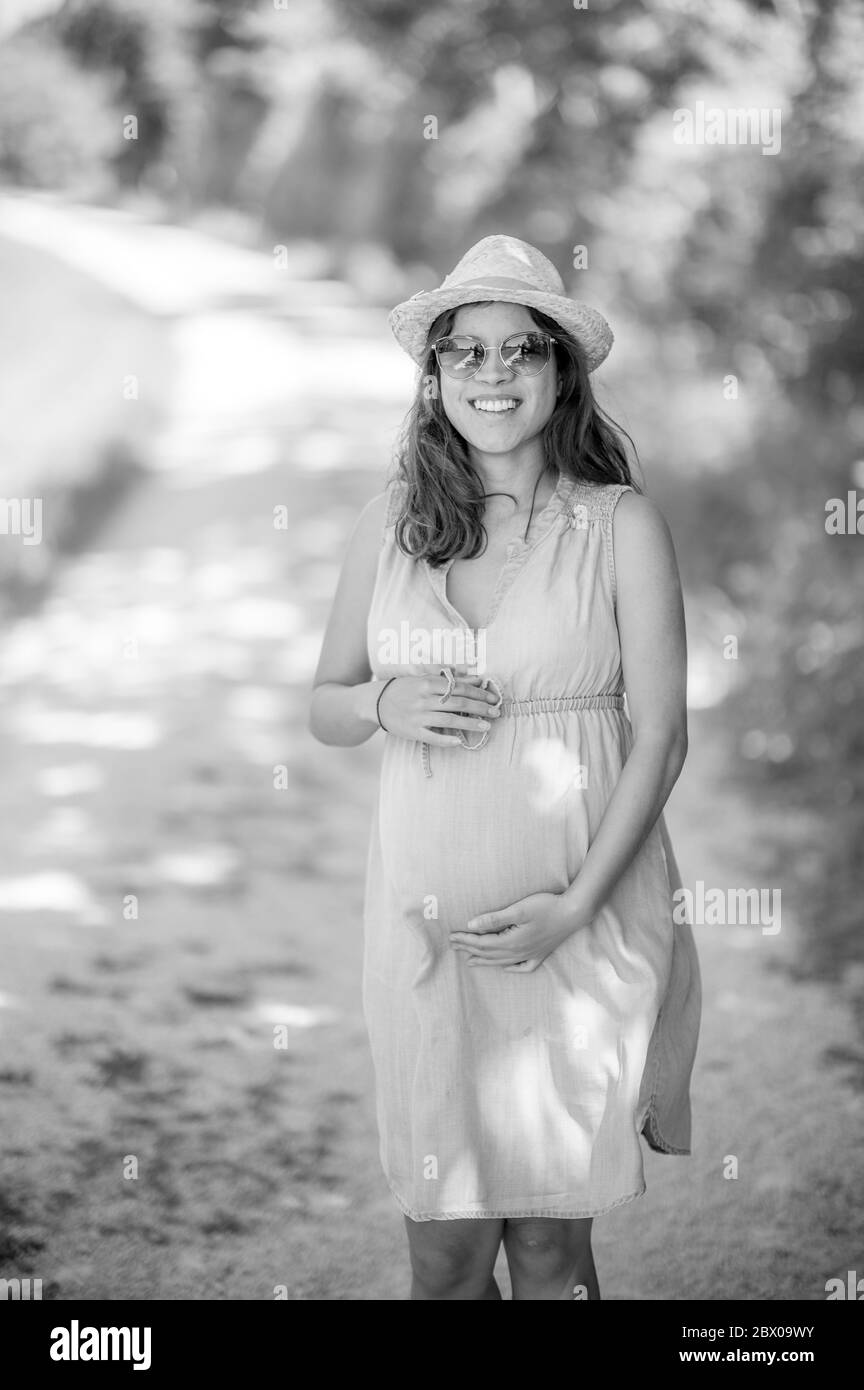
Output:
top-left (389, 283), bottom-right (613, 373)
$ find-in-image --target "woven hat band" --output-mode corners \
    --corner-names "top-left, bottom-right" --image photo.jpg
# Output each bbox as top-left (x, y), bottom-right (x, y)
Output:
top-left (440, 274), bottom-right (555, 296)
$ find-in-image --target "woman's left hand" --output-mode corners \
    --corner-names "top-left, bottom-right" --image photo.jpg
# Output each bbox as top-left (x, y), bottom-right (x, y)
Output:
top-left (449, 892), bottom-right (590, 973)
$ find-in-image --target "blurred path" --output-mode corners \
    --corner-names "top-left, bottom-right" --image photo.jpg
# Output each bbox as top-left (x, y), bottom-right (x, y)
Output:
top-left (0, 192), bottom-right (360, 317)
top-left (0, 199), bottom-right (861, 1299)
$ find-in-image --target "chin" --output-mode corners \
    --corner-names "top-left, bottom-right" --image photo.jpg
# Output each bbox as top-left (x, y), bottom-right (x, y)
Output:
top-left (449, 407), bottom-right (531, 447)
top-left (458, 420), bottom-right (540, 454)
top-left (466, 433), bottom-right (530, 455)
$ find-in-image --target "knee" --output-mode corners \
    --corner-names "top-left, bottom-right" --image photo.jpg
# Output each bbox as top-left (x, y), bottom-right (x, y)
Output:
top-left (410, 1239), bottom-right (490, 1298)
top-left (506, 1219), bottom-right (590, 1274)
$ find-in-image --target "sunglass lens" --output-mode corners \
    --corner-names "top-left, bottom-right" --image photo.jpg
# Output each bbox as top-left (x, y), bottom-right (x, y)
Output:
top-left (501, 333), bottom-right (551, 375)
top-left (435, 337), bottom-right (484, 377)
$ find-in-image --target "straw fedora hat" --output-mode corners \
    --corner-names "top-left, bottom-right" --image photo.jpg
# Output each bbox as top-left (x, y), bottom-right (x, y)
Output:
top-left (389, 234), bottom-right (613, 373)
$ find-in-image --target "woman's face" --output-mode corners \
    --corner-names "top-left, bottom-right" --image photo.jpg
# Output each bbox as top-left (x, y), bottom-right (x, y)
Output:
top-left (435, 302), bottom-right (560, 458)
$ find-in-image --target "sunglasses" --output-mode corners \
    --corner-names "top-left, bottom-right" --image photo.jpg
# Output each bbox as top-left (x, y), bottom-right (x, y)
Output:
top-left (432, 331), bottom-right (556, 380)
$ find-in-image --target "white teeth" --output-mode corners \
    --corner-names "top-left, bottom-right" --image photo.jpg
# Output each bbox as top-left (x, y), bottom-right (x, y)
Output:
top-left (472, 399), bottom-right (519, 412)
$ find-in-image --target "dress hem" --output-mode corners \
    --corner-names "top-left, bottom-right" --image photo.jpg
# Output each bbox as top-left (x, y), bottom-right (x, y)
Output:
top-left (388, 1179), bottom-right (647, 1222)
top-left (639, 1089), bottom-right (692, 1156)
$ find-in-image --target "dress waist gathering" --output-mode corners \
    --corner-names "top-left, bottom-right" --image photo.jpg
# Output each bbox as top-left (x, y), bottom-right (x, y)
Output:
top-left (416, 669), bottom-right (626, 778)
top-left (501, 693), bottom-right (625, 716)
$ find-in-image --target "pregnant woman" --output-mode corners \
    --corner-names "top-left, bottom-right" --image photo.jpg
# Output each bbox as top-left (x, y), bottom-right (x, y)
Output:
top-left (310, 235), bottom-right (701, 1301)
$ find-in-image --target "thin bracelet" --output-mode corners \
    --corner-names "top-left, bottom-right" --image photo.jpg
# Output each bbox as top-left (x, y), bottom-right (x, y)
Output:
top-left (375, 677), bottom-right (397, 732)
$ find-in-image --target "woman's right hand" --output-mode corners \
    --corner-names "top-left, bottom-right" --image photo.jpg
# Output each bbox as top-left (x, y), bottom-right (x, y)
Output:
top-left (377, 672), bottom-right (502, 744)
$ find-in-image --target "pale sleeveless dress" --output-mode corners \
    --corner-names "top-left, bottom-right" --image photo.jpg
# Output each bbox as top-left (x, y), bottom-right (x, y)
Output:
top-left (362, 472), bottom-right (701, 1221)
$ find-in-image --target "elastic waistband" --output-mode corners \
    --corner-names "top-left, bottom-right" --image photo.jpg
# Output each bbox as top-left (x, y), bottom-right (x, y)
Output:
top-left (418, 691), bottom-right (626, 778)
top-left (501, 694), bottom-right (625, 715)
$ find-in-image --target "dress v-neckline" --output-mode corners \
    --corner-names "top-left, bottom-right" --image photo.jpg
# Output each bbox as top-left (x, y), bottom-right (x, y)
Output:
top-left (424, 472), bottom-right (574, 633)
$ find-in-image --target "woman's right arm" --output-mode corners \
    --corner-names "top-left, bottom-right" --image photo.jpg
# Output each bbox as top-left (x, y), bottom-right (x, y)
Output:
top-left (308, 492), bottom-right (501, 748)
top-left (308, 492), bottom-right (391, 746)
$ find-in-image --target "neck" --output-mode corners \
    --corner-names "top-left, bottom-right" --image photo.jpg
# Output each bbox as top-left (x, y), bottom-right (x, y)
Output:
top-left (469, 445), bottom-right (553, 513)
top-left (480, 467), bottom-right (556, 520)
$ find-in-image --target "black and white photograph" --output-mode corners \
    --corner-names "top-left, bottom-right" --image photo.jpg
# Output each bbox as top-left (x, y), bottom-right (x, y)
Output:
top-left (0, 0), bottom-right (862, 1338)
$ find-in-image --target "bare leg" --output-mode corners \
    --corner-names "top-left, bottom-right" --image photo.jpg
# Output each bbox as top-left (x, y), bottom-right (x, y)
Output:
top-left (404, 1215), bottom-right (505, 1300)
top-left (504, 1216), bottom-right (600, 1301)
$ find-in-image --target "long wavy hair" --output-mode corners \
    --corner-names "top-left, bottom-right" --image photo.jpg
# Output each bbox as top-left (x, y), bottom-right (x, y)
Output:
top-left (392, 303), bottom-right (640, 566)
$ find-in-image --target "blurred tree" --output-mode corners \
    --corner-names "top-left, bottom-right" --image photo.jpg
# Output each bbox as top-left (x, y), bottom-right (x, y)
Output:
top-left (54, 0), bottom-right (178, 186)
top-left (671, 0), bottom-right (864, 1009)
top-left (0, 29), bottom-right (120, 191)
top-left (672, 0), bottom-right (864, 411)
top-left (337, 0), bottom-right (704, 264)
top-left (723, 413), bottom-right (864, 1017)
top-left (1, 0), bottom-right (275, 204)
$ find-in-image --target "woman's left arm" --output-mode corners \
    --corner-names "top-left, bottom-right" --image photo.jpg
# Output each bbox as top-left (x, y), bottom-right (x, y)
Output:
top-left (558, 489), bottom-right (688, 922)
top-left (450, 491), bottom-right (688, 970)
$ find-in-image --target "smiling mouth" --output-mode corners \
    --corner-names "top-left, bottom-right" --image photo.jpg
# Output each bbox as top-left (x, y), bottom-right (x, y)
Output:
top-left (470, 397), bottom-right (521, 413)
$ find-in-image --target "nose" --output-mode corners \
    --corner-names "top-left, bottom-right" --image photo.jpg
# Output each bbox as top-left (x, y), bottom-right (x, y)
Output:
top-left (473, 346), bottom-right (512, 386)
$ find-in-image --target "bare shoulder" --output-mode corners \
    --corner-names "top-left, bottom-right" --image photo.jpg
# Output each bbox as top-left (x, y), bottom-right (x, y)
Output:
top-left (356, 489), bottom-right (390, 531)
top-left (347, 489), bottom-right (390, 560)
top-left (612, 489), bottom-right (675, 556)
top-left (612, 490), bottom-right (682, 597)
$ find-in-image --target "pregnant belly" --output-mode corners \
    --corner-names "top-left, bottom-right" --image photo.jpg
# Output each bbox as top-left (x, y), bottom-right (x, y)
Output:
top-left (372, 724), bottom-right (668, 1012)
top-left (377, 730), bottom-right (598, 928)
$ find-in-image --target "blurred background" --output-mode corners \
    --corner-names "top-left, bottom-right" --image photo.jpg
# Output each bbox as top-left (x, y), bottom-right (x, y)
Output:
top-left (0, 0), bottom-right (862, 1300)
